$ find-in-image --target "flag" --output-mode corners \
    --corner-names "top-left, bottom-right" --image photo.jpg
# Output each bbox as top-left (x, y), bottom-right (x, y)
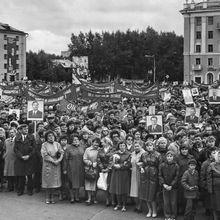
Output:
top-left (60, 99), bottom-right (75, 112)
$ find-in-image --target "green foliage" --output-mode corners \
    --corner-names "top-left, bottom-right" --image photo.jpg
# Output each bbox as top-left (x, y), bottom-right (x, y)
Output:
top-left (68, 27), bottom-right (183, 82)
top-left (26, 50), bottom-right (71, 82)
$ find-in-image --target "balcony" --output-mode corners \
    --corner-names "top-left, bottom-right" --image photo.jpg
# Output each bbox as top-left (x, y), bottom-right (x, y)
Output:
top-left (216, 23), bottom-right (220, 29)
top-left (192, 64), bottom-right (202, 71)
top-left (207, 65), bottom-right (216, 71)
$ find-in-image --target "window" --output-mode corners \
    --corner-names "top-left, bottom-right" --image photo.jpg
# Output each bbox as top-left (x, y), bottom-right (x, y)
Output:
top-left (208, 31), bottom-right (213, 39)
top-left (4, 64), bottom-right (7, 69)
top-left (208, 16), bottom-right (214, 25)
top-left (16, 45), bottom-right (19, 50)
top-left (16, 36), bottom-right (19, 41)
top-left (4, 54), bottom-right (7, 60)
top-left (196, 58), bottom-right (201, 65)
top-left (16, 55), bottom-right (19, 60)
top-left (196, 17), bottom-right (202, 26)
top-left (196, 45), bottom-right (201, 53)
top-left (4, 73), bottom-right (7, 81)
top-left (4, 35), bottom-right (7, 40)
top-left (4, 45), bottom-right (7, 50)
top-left (195, 77), bottom-right (201, 84)
top-left (208, 44), bottom-right (213, 52)
top-left (16, 64), bottom-right (19, 69)
top-left (196, 31), bottom-right (201, 39)
top-left (208, 58), bottom-right (213, 66)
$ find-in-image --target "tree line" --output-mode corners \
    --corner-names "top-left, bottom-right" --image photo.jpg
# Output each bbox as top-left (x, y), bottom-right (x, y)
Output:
top-left (27, 27), bottom-right (183, 83)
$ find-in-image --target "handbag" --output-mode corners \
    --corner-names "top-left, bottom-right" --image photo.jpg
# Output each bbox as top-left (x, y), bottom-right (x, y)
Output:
top-left (97, 172), bottom-right (108, 191)
top-left (85, 167), bottom-right (97, 181)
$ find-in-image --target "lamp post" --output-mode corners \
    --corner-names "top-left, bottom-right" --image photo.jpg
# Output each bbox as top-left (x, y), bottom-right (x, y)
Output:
top-left (145, 55), bottom-right (156, 83)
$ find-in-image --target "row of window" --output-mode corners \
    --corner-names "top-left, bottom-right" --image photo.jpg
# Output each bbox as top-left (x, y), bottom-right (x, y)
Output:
top-left (195, 57), bottom-right (215, 66)
top-left (4, 35), bottom-right (19, 41)
top-left (4, 54), bottom-right (19, 60)
top-left (195, 44), bottom-right (213, 53)
top-left (4, 64), bottom-right (19, 69)
top-left (195, 16), bottom-right (213, 26)
top-left (4, 45), bottom-right (19, 50)
top-left (3, 73), bottom-right (19, 81)
top-left (196, 31), bottom-right (213, 39)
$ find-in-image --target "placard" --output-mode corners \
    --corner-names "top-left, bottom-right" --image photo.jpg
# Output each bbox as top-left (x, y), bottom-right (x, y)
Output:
top-left (146, 115), bottom-right (163, 134)
top-left (209, 88), bottom-right (220, 104)
top-left (182, 88), bottom-right (194, 104)
top-left (185, 107), bottom-right (200, 124)
top-left (9, 109), bottom-right (20, 120)
top-left (27, 100), bottom-right (44, 121)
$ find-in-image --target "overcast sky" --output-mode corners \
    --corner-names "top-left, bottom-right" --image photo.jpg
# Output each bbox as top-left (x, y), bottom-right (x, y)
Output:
top-left (0, 0), bottom-right (185, 55)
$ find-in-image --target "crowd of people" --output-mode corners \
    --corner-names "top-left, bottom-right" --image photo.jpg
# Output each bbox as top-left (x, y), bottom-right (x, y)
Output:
top-left (0, 83), bottom-right (220, 220)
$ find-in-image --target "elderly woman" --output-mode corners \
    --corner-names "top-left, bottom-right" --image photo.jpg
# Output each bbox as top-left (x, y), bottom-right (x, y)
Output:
top-left (207, 151), bottom-right (220, 220)
top-left (83, 137), bottom-right (100, 205)
top-left (3, 128), bottom-right (16, 191)
top-left (138, 140), bottom-right (160, 218)
top-left (41, 130), bottom-right (64, 204)
top-left (109, 141), bottom-right (131, 212)
top-left (130, 142), bottom-right (145, 212)
top-left (63, 135), bottom-right (85, 203)
top-left (97, 137), bottom-right (114, 206)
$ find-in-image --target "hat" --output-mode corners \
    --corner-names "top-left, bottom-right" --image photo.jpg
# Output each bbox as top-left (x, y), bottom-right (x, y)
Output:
top-left (59, 135), bottom-right (68, 141)
top-left (47, 114), bottom-right (55, 119)
top-left (139, 119), bottom-right (146, 124)
top-left (215, 115), bottom-right (220, 119)
top-left (188, 159), bottom-right (197, 166)
top-left (166, 151), bottom-right (174, 157)
top-left (66, 120), bottom-right (75, 127)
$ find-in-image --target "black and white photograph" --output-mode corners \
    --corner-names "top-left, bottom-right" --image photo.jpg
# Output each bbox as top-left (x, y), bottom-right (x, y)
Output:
top-left (185, 107), bottom-right (200, 124)
top-left (209, 88), bottom-right (220, 104)
top-left (27, 100), bottom-right (44, 120)
top-left (0, 0), bottom-right (218, 220)
top-left (146, 115), bottom-right (163, 134)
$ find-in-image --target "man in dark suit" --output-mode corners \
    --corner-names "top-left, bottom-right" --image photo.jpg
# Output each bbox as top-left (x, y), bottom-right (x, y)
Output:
top-left (14, 124), bottom-right (36, 196)
top-left (185, 107), bottom-right (199, 124)
top-left (147, 116), bottom-right (162, 133)
top-left (209, 89), bottom-right (220, 102)
top-left (28, 101), bottom-right (43, 119)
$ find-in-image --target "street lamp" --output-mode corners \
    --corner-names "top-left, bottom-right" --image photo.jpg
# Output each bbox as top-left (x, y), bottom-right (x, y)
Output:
top-left (145, 54), bottom-right (156, 83)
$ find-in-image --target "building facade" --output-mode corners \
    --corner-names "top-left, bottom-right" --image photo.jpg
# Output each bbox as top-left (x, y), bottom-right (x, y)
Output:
top-left (181, 0), bottom-right (220, 84)
top-left (0, 23), bottom-right (27, 82)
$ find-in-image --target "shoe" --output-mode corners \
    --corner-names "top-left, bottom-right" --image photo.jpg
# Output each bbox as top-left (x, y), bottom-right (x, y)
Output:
top-left (114, 205), bottom-right (120, 211)
top-left (85, 200), bottom-right (92, 206)
top-left (70, 199), bottom-right (75, 204)
top-left (146, 212), bottom-right (152, 218)
top-left (17, 191), bottom-right (24, 196)
top-left (45, 200), bottom-right (50, 204)
top-left (121, 207), bottom-right (126, 212)
top-left (51, 201), bottom-right (56, 204)
top-left (152, 213), bottom-right (157, 218)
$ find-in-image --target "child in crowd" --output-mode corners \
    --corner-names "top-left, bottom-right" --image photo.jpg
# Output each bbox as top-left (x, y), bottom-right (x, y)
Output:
top-left (159, 151), bottom-right (179, 220)
top-left (181, 159), bottom-right (199, 220)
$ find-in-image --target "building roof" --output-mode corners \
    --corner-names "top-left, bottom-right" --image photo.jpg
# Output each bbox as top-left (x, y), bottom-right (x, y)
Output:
top-left (0, 23), bottom-right (27, 35)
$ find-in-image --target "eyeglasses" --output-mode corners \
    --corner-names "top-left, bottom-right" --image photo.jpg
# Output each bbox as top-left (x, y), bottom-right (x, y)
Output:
top-left (127, 138), bottom-right (133, 141)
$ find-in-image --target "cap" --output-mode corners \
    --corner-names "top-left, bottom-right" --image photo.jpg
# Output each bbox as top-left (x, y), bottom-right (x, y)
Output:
top-left (188, 159), bottom-right (197, 166)
top-left (166, 151), bottom-right (174, 157)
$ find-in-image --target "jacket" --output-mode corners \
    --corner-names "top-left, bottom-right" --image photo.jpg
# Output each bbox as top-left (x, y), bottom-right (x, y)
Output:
top-left (181, 169), bottom-right (199, 199)
top-left (159, 160), bottom-right (179, 189)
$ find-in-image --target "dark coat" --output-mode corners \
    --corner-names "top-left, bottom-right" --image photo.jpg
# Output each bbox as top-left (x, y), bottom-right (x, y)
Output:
top-left (147, 124), bottom-right (162, 133)
top-left (28, 110), bottom-right (43, 119)
top-left (97, 148), bottom-right (114, 172)
top-left (181, 169), bottom-right (199, 199)
top-left (14, 133), bottom-right (36, 176)
top-left (159, 160), bottom-right (179, 189)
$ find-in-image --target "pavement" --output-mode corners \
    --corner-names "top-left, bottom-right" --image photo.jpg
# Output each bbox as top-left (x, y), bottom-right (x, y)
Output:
top-left (0, 191), bottom-right (208, 220)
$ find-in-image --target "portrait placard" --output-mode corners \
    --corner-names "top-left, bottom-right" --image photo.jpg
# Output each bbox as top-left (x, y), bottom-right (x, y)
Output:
top-left (27, 100), bottom-right (44, 121)
top-left (182, 88), bottom-right (194, 104)
top-left (185, 107), bottom-right (200, 124)
top-left (9, 109), bottom-right (20, 119)
top-left (209, 88), bottom-right (220, 104)
top-left (146, 115), bottom-right (163, 134)
top-left (148, 106), bottom-right (155, 115)
top-left (191, 88), bottom-right (199, 97)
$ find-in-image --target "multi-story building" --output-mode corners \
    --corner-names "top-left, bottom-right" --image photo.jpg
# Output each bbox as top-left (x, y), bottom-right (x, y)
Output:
top-left (180, 0), bottom-right (220, 84)
top-left (0, 22), bottom-right (27, 82)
